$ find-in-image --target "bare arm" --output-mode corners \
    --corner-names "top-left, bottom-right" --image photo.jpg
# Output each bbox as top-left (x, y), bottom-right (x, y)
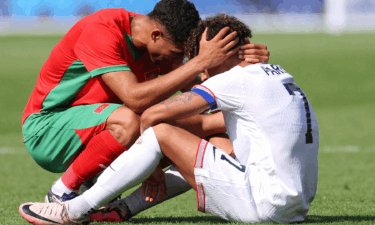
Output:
top-left (102, 59), bottom-right (204, 114)
top-left (141, 91), bottom-right (213, 132)
top-left (167, 112), bottom-right (226, 138)
top-left (102, 27), bottom-right (239, 114)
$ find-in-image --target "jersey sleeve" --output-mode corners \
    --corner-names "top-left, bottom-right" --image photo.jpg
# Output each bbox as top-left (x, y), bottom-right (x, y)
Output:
top-left (74, 22), bottom-right (131, 77)
top-left (190, 72), bottom-right (244, 111)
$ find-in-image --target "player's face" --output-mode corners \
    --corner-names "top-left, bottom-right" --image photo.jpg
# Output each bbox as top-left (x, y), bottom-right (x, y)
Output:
top-left (148, 30), bottom-right (185, 66)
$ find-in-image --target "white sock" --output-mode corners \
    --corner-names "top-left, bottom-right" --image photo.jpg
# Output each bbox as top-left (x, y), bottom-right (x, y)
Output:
top-left (123, 165), bottom-right (192, 216)
top-left (68, 127), bottom-right (162, 218)
top-left (51, 178), bottom-right (76, 196)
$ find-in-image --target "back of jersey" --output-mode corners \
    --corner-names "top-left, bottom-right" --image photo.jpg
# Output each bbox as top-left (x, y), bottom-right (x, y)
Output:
top-left (238, 64), bottom-right (319, 223)
top-left (197, 63), bottom-right (319, 222)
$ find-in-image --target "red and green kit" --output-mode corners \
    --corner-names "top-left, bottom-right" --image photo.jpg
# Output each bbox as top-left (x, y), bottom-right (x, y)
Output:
top-left (22, 8), bottom-right (163, 173)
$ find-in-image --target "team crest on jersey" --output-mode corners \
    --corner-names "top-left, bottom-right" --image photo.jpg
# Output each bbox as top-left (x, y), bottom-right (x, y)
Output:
top-left (94, 104), bottom-right (110, 114)
top-left (144, 68), bottom-right (160, 81)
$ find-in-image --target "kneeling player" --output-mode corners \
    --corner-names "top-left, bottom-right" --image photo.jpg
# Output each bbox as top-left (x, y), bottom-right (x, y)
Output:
top-left (19, 14), bottom-right (319, 224)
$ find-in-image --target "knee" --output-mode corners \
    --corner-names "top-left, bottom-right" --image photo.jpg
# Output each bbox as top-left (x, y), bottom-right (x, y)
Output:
top-left (106, 106), bottom-right (141, 146)
top-left (152, 123), bottom-right (173, 145)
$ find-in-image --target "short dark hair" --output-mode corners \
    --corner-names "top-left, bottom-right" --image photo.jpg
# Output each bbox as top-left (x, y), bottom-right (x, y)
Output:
top-left (148, 0), bottom-right (201, 44)
top-left (185, 14), bottom-right (252, 59)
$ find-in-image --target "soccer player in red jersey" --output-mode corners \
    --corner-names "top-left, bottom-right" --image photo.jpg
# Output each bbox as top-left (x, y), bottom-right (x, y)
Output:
top-left (22, 0), bottom-right (270, 205)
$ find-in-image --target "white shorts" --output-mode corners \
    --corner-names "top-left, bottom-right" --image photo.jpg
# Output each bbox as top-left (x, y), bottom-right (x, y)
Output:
top-left (194, 140), bottom-right (271, 223)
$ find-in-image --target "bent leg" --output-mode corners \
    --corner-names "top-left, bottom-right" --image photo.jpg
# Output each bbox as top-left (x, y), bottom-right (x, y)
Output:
top-left (58, 105), bottom-right (141, 193)
top-left (153, 123), bottom-right (203, 188)
top-left (154, 124), bottom-right (264, 223)
top-left (67, 123), bottom-right (233, 219)
top-left (68, 127), bottom-right (163, 218)
top-left (66, 114), bottom-right (231, 217)
top-left (23, 103), bottom-right (123, 173)
top-left (120, 127), bottom-right (233, 217)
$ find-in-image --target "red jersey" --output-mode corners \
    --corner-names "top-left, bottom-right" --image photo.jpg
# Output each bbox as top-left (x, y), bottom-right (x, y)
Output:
top-left (22, 8), bottom-right (164, 125)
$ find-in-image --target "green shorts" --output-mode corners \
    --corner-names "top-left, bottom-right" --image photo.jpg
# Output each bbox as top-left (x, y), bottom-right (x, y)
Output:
top-left (22, 103), bottom-right (122, 173)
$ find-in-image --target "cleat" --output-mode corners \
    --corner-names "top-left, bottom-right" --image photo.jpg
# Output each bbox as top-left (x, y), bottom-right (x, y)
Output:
top-left (90, 200), bottom-right (132, 223)
top-left (19, 201), bottom-right (89, 225)
top-left (45, 189), bottom-right (79, 204)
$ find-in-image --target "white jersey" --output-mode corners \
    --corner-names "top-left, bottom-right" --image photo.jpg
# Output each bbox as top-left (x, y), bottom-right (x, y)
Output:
top-left (191, 64), bottom-right (319, 223)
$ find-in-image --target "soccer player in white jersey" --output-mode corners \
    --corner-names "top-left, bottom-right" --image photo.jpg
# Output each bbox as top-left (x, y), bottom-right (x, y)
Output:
top-left (19, 14), bottom-right (319, 224)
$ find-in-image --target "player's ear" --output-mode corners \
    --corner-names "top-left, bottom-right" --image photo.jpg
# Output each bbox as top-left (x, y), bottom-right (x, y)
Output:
top-left (151, 29), bottom-right (162, 43)
top-left (201, 69), bottom-right (209, 82)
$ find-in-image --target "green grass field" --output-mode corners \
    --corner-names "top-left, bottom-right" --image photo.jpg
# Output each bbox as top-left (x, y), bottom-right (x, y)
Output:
top-left (1, 33), bottom-right (375, 224)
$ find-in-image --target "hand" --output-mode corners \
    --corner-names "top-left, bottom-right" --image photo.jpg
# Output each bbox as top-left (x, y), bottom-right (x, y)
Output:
top-left (238, 38), bottom-right (270, 64)
top-left (141, 166), bottom-right (168, 202)
top-left (197, 27), bottom-right (240, 70)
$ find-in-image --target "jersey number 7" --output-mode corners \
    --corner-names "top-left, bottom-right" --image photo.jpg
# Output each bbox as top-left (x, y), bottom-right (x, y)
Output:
top-left (283, 83), bottom-right (313, 144)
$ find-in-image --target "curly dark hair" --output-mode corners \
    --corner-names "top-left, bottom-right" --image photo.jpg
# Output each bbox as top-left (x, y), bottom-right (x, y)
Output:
top-left (148, 0), bottom-right (201, 44)
top-left (185, 14), bottom-right (252, 59)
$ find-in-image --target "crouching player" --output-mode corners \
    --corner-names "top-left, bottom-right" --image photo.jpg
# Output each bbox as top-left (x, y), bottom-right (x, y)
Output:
top-left (19, 14), bottom-right (319, 224)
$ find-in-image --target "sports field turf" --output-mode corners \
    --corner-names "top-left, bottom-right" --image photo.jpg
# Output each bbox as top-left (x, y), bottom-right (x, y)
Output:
top-left (0, 33), bottom-right (375, 224)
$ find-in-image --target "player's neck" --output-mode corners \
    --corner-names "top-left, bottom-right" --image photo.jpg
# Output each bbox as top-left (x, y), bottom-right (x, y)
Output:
top-left (238, 60), bottom-right (253, 68)
top-left (209, 57), bottom-right (251, 79)
top-left (129, 16), bottom-right (151, 50)
top-left (223, 57), bottom-right (249, 71)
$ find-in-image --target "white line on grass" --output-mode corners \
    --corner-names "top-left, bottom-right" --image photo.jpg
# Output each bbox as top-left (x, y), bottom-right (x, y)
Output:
top-left (0, 148), bottom-right (28, 154)
top-left (322, 145), bottom-right (360, 153)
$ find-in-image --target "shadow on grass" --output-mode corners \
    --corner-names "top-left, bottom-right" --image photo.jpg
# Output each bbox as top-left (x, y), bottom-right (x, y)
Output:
top-left (305, 215), bottom-right (375, 223)
top-left (132, 216), bottom-right (230, 224)
top-left (131, 215), bottom-right (375, 224)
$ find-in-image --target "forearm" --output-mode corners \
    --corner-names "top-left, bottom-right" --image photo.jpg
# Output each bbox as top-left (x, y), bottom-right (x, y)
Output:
top-left (142, 109), bottom-right (226, 139)
top-left (140, 92), bottom-right (210, 132)
top-left (168, 113), bottom-right (226, 138)
top-left (140, 104), bottom-right (197, 132)
top-left (128, 56), bottom-right (207, 113)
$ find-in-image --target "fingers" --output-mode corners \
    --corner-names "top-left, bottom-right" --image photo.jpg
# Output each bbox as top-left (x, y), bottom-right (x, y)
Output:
top-left (223, 37), bottom-right (239, 52)
top-left (200, 27), bottom-right (208, 42)
top-left (238, 43), bottom-right (270, 63)
top-left (226, 46), bottom-right (241, 58)
top-left (238, 49), bottom-right (270, 62)
top-left (145, 184), bottom-right (166, 202)
top-left (144, 183), bottom-right (164, 202)
top-left (211, 27), bottom-right (231, 41)
top-left (244, 58), bottom-right (261, 64)
top-left (141, 182), bottom-right (147, 197)
top-left (150, 185), bottom-right (159, 202)
top-left (221, 31), bottom-right (238, 46)
top-left (158, 183), bottom-right (167, 202)
top-left (145, 184), bottom-right (154, 202)
top-left (244, 37), bottom-right (250, 44)
top-left (239, 48), bottom-right (269, 57)
top-left (241, 43), bottom-right (268, 50)
top-left (245, 55), bottom-right (265, 63)
top-left (241, 55), bottom-right (269, 64)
